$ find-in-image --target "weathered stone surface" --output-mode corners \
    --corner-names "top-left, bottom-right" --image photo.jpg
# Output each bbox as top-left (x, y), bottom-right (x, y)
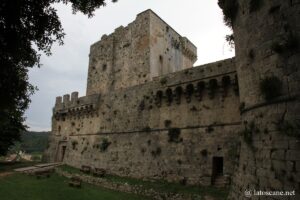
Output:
top-left (44, 3), bottom-right (300, 199)
top-left (44, 9), bottom-right (241, 187)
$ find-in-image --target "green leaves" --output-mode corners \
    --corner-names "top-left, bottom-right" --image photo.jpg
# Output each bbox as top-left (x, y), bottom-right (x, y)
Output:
top-left (0, 0), bottom-right (117, 155)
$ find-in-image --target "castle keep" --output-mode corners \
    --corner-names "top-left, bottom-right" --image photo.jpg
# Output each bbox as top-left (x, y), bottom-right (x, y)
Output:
top-left (45, 4), bottom-right (300, 199)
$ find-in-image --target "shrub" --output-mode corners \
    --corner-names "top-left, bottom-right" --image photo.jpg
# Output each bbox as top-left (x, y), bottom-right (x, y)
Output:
top-left (239, 102), bottom-right (245, 112)
top-left (151, 147), bottom-right (161, 158)
top-left (72, 140), bottom-right (78, 150)
top-left (248, 49), bottom-right (255, 60)
top-left (249, 0), bottom-right (262, 13)
top-left (100, 138), bottom-right (111, 152)
top-left (226, 34), bottom-right (235, 48)
top-left (142, 126), bottom-right (151, 132)
top-left (179, 177), bottom-right (187, 186)
top-left (168, 128), bottom-right (182, 143)
top-left (271, 33), bottom-right (298, 54)
top-left (206, 126), bottom-right (214, 133)
top-left (241, 121), bottom-right (259, 146)
top-left (260, 76), bottom-right (282, 101)
top-left (201, 149), bottom-right (208, 157)
top-left (218, 0), bottom-right (239, 28)
top-left (277, 120), bottom-right (300, 139)
top-left (160, 77), bottom-right (167, 85)
top-left (285, 33), bottom-right (298, 52)
top-left (271, 42), bottom-right (284, 53)
top-left (139, 100), bottom-right (145, 111)
top-left (164, 120), bottom-right (172, 128)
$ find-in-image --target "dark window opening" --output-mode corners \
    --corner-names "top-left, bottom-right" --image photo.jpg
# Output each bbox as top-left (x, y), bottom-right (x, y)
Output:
top-left (102, 64), bottom-right (107, 71)
top-left (61, 146), bottom-right (66, 162)
top-left (212, 156), bottom-right (223, 177)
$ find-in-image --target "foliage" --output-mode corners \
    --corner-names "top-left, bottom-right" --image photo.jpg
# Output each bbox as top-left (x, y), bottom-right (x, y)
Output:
top-left (0, 0), bottom-right (117, 156)
top-left (225, 34), bottom-right (235, 48)
top-left (9, 131), bottom-right (50, 154)
top-left (164, 120), bottom-right (172, 128)
top-left (271, 42), bottom-right (284, 53)
top-left (72, 140), bottom-right (78, 150)
top-left (168, 128), bottom-right (182, 143)
top-left (151, 147), bottom-right (161, 158)
top-left (239, 102), bottom-right (245, 112)
top-left (248, 49), bottom-right (255, 60)
top-left (285, 32), bottom-right (299, 52)
top-left (100, 138), bottom-right (111, 152)
top-left (249, 0), bottom-right (262, 13)
top-left (138, 100), bottom-right (145, 111)
top-left (277, 120), bottom-right (300, 139)
top-left (160, 77), bottom-right (167, 85)
top-left (218, 0), bottom-right (239, 28)
top-left (201, 149), bottom-right (208, 157)
top-left (206, 125), bottom-right (214, 133)
top-left (271, 33), bottom-right (299, 54)
top-left (241, 121), bottom-right (259, 147)
top-left (259, 76), bottom-right (282, 101)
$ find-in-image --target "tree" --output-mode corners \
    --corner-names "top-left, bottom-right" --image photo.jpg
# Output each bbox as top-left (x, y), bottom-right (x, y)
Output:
top-left (0, 0), bottom-right (117, 156)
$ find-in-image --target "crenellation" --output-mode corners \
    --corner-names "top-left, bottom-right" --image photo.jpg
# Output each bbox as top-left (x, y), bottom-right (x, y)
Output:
top-left (55, 96), bottom-right (62, 105)
top-left (44, 6), bottom-right (299, 196)
top-left (71, 91), bottom-right (79, 102)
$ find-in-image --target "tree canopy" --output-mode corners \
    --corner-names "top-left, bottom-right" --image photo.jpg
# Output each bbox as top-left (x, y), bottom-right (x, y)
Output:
top-left (0, 0), bottom-right (117, 155)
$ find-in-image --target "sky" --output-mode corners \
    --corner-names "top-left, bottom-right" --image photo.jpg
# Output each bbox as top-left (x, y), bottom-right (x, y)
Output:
top-left (25, 0), bottom-right (235, 131)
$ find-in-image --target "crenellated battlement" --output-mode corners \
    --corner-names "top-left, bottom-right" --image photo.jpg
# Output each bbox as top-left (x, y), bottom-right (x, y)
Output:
top-left (53, 93), bottom-right (100, 121)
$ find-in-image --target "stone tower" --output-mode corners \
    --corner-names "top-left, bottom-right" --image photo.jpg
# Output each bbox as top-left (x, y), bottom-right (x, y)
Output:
top-left (86, 9), bottom-right (197, 95)
top-left (219, 0), bottom-right (300, 199)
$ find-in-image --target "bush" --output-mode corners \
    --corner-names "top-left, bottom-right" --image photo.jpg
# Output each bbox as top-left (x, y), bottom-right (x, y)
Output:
top-left (239, 102), bottom-right (245, 112)
top-left (151, 147), bottom-right (161, 158)
top-left (100, 138), bottom-right (111, 152)
top-left (271, 33), bottom-right (298, 54)
top-left (218, 0), bottom-right (239, 28)
top-left (164, 120), bottom-right (172, 128)
top-left (249, 0), bottom-right (262, 13)
top-left (72, 141), bottom-right (78, 150)
top-left (168, 128), bottom-right (182, 143)
top-left (142, 126), bottom-right (151, 132)
top-left (226, 34), bottom-right (235, 48)
top-left (241, 121), bottom-right (259, 147)
top-left (160, 77), bottom-right (167, 85)
top-left (277, 120), bottom-right (300, 139)
top-left (260, 76), bottom-right (282, 101)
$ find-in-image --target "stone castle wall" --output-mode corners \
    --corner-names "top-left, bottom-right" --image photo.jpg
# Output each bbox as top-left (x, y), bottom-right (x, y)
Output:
top-left (44, 2), bottom-right (300, 198)
top-left (218, 0), bottom-right (300, 199)
top-left (46, 57), bottom-right (242, 185)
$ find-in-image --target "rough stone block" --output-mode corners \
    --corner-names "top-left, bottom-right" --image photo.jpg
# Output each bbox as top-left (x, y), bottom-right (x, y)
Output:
top-left (286, 150), bottom-right (300, 161)
top-left (289, 140), bottom-right (300, 150)
top-left (271, 150), bottom-right (286, 160)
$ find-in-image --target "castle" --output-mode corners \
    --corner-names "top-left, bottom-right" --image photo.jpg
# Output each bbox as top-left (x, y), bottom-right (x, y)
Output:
top-left (45, 3), bottom-right (300, 199)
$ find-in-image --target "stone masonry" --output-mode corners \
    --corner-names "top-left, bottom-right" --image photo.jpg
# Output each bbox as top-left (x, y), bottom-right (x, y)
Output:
top-left (45, 5), bottom-right (299, 198)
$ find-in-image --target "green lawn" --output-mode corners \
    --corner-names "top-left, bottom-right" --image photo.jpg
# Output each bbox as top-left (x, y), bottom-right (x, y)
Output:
top-left (58, 165), bottom-right (229, 199)
top-left (0, 173), bottom-right (148, 200)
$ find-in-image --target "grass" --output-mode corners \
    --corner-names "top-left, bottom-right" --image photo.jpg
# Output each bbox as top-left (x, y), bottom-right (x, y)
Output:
top-left (58, 165), bottom-right (229, 199)
top-left (0, 173), bottom-right (148, 200)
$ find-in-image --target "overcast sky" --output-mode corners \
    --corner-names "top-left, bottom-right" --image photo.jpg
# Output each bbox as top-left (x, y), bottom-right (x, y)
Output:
top-left (25, 0), bottom-right (235, 131)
